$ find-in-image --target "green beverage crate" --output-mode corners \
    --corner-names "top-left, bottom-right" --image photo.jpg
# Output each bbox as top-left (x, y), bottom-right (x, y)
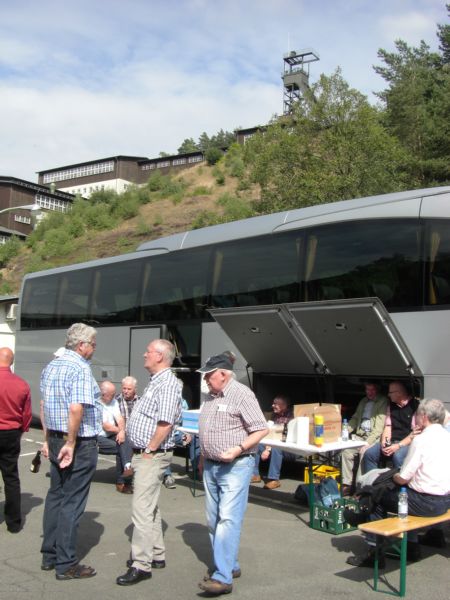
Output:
top-left (312, 498), bottom-right (359, 534)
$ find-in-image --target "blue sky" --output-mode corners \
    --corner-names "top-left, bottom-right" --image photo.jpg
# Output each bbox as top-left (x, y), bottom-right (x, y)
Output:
top-left (0, 0), bottom-right (447, 181)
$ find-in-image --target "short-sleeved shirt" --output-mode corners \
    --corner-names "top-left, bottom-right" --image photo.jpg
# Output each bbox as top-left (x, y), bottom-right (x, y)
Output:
top-left (0, 366), bottom-right (32, 432)
top-left (400, 423), bottom-right (450, 495)
top-left (40, 349), bottom-right (101, 437)
top-left (99, 399), bottom-right (122, 437)
top-left (199, 378), bottom-right (267, 461)
top-left (126, 368), bottom-right (182, 450)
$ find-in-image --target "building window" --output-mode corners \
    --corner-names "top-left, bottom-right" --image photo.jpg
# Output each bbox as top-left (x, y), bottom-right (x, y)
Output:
top-left (35, 194), bottom-right (70, 213)
top-left (0, 235), bottom-right (8, 245)
top-left (243, 133), bottom-right (254, 143)
top-left (14, 215), bottom-right (31, 225)
top-left (141, 163), bottom-right (156, 170)
top-left (188, 155), bottom-right (203, 163)
top-left (42, 160), bottom-right (115, 183)
top-left (173, 158), bottom-right (187, 166)
top-left (156, 161), bottom-right (171, 169)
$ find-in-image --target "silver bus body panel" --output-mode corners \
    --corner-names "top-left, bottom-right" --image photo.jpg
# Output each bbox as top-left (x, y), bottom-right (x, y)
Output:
top-left (209, 298), bottom-right (420, 379)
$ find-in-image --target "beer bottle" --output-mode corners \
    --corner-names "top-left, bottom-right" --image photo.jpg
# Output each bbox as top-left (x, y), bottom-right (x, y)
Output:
top-left (30, 450), bottom-right (42, 473)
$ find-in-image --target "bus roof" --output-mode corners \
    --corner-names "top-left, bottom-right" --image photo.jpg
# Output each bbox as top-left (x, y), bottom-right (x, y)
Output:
top-left (21, 186), bottom-right (450, 281)
top-left (136, 186), bottom-right (450, 252)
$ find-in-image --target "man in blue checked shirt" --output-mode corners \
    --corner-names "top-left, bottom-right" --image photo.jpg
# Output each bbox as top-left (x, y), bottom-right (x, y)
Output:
top-left (116, 338), bottom-right (182, 587)
top-left (40, 323), bottom-right (102, 581)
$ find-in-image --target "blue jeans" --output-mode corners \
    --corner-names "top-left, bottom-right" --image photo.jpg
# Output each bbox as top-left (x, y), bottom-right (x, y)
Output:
top-left (253, 444), bottom-right (297, 480)
top-left (362, 442), bottom-right (409, 473)
top-left (97, 434), bottom-right (133, 484)
top-left (41, 437), bottom-right (98, 574)
top-left (203, 455), bottom-right (254, 585)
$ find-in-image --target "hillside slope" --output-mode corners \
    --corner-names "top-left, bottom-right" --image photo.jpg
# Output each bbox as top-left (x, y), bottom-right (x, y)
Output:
top-left (1, 163), bottom-right (257, 294)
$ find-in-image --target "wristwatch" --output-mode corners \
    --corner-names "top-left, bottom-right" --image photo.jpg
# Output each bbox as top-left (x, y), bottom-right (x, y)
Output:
top-left (144, 448), bottom-right (155, 455)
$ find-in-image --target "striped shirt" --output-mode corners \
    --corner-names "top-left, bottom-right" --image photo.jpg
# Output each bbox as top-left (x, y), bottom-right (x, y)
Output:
top-left (199, 379), bottom-right (267, 461)
top-left (116, 392), bottom-right (139, 421)
top-left (126, 368), bottom-right (182, 450)
top-left (40, 349), bottom-right (101, 437)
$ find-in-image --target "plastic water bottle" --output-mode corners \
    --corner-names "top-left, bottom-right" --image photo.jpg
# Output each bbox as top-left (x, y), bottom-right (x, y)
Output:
top-left (398, 487), bottom-right (408, 519)
top-left (341, 419), bottom-right (349, 442)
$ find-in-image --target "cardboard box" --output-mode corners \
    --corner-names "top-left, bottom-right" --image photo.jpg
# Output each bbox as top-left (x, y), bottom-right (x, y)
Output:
top-left (293, 403), bottom-right (341, 444)
top-left (181, 409), bottom-right (200, 431)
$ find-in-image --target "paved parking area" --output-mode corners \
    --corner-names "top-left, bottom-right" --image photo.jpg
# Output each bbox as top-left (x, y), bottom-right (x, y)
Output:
top-left (0, 426), bottom-right (448, 600)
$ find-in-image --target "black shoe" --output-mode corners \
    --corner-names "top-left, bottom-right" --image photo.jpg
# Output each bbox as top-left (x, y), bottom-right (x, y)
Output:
top-left (126, 558), bottom-right (165, 569)
top-left (346, 550), bottom-right (385, 569)
top-left (116, 567), bottom-right (152, 586)
top-left (41, 561), bottom-right (55, 571)
top-left (7, 524), bottom-right (22, 533)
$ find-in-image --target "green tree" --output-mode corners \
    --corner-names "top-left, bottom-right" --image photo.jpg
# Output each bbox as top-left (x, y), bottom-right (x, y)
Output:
top-left (177, 138), bottom-right (199, 154)
top-left (375, 14), bottom-right (450, 184)
top-left (244, 69), bottom-right (411, 214)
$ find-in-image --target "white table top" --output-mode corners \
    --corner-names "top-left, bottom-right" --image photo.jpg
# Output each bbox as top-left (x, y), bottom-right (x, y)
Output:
top-left (261, 437), bottom-right (366, 458)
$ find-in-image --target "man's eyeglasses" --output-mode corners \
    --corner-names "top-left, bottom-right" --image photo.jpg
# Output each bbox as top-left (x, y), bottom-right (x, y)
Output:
top-left (83, 341), bottom-right (97, 348)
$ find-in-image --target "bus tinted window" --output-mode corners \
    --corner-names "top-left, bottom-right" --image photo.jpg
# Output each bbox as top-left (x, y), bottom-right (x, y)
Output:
top-left (425, 220), bottom-right (450, 306)
top-left (303, 220), bottom-right (422, 309)
top-left (211, 232), bottom-right (301, 308)
top-left (91, 260), bottom-right (141, 324)
top-left (20, 274), bottom-right (60, 328)
top-left (58, 269), bottom-right (93, 326)
top-left (141, 247), bottom-right (210, 321)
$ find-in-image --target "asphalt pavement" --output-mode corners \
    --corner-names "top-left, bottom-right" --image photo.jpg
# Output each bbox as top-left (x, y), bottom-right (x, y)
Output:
top-left (0, 426), bottom-right (448, 600)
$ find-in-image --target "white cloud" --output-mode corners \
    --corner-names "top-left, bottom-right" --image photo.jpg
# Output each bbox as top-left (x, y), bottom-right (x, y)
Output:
top-left (379, 10), bottom-right (438, 45)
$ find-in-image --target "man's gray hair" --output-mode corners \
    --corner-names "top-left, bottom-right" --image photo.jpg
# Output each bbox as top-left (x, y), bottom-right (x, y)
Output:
top-left (153, 339), bottom-right (176, 365)
top-left (417, 398), bottom-right (446, 425)
top-left (122, 375), bottom-right (137, 388)
top-left (65, 323), bottom-right (97, 350)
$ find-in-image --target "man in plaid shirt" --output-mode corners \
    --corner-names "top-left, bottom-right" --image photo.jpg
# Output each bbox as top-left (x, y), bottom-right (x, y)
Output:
top-left (116, 339), bottom-right (181, 587)
top-left (40, 323), bottom-right (101, 581)
top-left (197, 354), bottom-right (268, 596)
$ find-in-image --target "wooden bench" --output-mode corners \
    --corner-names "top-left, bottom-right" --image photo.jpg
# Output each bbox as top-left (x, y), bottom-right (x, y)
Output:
top-left (358, 509), bottom-right (450, 597)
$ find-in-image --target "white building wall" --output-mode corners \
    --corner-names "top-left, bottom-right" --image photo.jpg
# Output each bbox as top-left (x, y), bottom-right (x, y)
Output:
top-left (58, 178), bottom-right (133, 198)
top-left (0, 302), bottom-right (17, 353)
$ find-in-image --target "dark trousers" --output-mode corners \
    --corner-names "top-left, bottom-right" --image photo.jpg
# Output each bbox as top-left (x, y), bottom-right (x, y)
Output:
top-left (0, 429), bottom-right (22, 530)
top-left (41, 437), bottom-right (98, 574)
top-left (375, 486), bottom-right (450, 519)
top-left (97, 434), bottom-right (133, 484)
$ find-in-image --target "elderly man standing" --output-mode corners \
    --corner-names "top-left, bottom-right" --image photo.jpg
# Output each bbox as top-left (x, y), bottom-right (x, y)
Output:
top-left (197, 353), bottom-right (269, 596)
top-left (0, 347), bottom-right (31, 533)
top-left (40, 323), bottom-right (101, 580)
top-left (341, 382), bottom-right (388, 496)
top-left (116, 339), bottom-right (181, 586)
top-left (97, 380), bottom-right (133, 493)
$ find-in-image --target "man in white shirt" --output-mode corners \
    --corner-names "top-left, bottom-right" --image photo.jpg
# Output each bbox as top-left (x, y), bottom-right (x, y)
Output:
top-left (97, 380), bottom-right (133, 493)
top-left (347, 398), bottom-right (450, 567)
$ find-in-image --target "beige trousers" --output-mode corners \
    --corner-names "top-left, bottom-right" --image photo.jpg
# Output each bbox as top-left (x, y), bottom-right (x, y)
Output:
top-left (130, 451), bottom-right (172, 572)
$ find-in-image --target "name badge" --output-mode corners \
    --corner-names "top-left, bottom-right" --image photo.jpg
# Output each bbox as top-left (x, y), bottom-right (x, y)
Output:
top-left (217, 403), bottom-right (228, 412)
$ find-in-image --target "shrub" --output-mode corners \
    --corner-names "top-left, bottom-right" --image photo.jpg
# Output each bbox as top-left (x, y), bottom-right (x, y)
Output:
top-left (205, 147), bottom-right (223, 165)
top-left (191, 185), bottom-right (213, 196)
top-left (0, 236), bottom-right (22, 267)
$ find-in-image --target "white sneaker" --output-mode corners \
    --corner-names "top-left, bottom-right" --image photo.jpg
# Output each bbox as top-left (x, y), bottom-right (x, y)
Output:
top-left (163, 475), bottom-right (176, 489)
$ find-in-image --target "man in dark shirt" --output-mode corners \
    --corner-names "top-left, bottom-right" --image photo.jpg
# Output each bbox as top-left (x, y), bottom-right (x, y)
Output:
top-left (0, 347), bottom-right (32, 533)
top-left (362, 381), bottom-right (418, 473)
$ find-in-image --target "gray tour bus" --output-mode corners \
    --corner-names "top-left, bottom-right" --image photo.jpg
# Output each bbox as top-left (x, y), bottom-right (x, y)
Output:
top-left (14, 185), bottom-right (450, 417)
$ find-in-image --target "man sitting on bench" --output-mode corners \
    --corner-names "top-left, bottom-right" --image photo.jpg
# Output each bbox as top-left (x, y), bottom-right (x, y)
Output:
top-left (347, 397), bottom-right (450, 567)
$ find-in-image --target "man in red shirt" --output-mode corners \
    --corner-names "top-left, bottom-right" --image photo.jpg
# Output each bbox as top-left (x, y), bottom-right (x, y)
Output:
top-left (0, 347), bottom-right (32, 533)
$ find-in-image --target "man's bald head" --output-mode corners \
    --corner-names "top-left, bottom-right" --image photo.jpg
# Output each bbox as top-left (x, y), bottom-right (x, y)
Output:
top-left (0, 347), bottom-right (14, 367)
